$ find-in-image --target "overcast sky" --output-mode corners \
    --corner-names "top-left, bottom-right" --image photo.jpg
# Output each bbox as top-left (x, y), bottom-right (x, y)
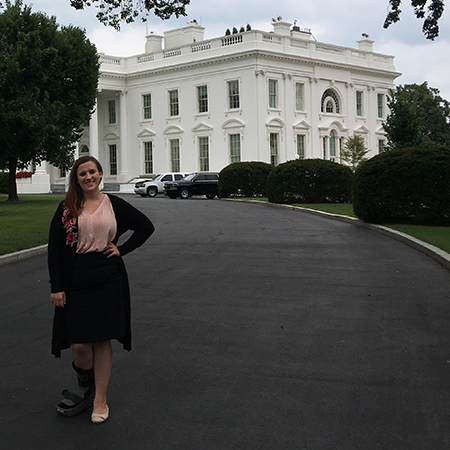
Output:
top-left (24, 0), bottom-right (450, 100)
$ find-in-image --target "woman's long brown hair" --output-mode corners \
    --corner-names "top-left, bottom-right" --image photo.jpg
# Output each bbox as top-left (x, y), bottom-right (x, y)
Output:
top-left (64, 156), bottom-right (103, 218)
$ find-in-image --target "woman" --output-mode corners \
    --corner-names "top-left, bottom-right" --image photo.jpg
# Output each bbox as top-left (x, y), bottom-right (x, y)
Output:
top-left (48, 156), bottom-right (154, 424)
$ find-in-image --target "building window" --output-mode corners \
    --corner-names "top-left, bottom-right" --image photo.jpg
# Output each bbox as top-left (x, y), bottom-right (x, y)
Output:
top-left (199, 136), bottom-right (209, 171)
top-left (296, 134), bottom-right (305, 159)
top-left (197, 85), bottom-right (208, 113)
top-left (378, 139), bottom-right (386, 153)
top-left (228, 80), bottom-right (240, 109)
top-left (356, 91), bottom-right (363, 116)
top-left (295, 83), bottom-right (304, 111)
top-left (229, 134), bottom-right (241, 163)
top-left (144, 141), bottom-right (153, 174)
top-left (108, 100), bottom-right (116, 124)
top-left (170, 139), bottom-right (180, 172)
top-left (321, 89), bottom-right (340, 114)
top-left (109, 144), bottom-right (117, 175)
top-left (377, 93), bottom-right (384, 118)
top-left (143, 94), bottom-right (152, 120)
top-left (329, 130), bottom-right (337, 161)
top-left (270, 133), bottom-right (278, 166)
top-left (269, 79), bottom-right (278, 108)
top-left (169, 90), bottom-right (179, 116)
top-left (59, 168), bottom-right (66, 178)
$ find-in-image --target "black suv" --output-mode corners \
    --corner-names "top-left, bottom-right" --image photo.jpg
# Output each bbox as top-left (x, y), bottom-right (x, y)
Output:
top-left (164, 172), bottom-right (219, 199)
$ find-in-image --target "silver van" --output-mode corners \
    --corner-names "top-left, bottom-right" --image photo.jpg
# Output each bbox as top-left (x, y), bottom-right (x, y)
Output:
top-left (134, 173), bottom-right (190, 197)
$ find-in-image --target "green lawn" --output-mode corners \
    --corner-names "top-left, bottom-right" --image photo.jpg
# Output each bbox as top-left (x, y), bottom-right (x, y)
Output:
top-left (0, 194), bottom-right (64, 255)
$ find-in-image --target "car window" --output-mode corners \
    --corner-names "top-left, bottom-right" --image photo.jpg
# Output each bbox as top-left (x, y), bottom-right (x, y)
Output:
top-left (206, 174), bottom-right (218, 180)
top-left (196, 174), bottom-right (208, 181)
top-left (161, 175), bottom-right (172, 181)
top-left (184, 174), bottom-right (196, 181)
top-left (174, 174), bottom-right (183, 180)
top-left (153, 174), bottom-right (163, 181)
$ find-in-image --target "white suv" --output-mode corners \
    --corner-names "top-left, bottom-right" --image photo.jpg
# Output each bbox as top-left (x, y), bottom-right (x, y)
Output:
top-left (134, 173), bottom-right (190, 197)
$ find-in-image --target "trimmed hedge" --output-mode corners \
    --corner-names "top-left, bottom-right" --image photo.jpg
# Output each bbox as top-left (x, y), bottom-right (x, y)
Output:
top-left (219, 161), bottom-right (273, 198)
top-left (353, 146), bottom-right (450, 225)
top-left (267, 159), bottom-right (353, 204)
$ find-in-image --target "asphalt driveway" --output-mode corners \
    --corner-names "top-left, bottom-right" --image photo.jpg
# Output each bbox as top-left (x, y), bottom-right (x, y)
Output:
top-left (1, 195), bottom-right (450, 449)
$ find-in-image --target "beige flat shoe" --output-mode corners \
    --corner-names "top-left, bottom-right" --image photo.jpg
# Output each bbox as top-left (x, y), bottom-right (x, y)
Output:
top-left (91, 405), bottom-right (109, 424)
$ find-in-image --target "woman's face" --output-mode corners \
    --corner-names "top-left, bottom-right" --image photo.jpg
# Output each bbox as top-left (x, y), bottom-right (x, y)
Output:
top-left (76, 161), bottom-right (102, 195)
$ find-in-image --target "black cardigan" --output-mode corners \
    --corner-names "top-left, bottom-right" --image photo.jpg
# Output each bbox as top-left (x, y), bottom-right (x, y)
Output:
top-left (48, 194), bottom-right (155, 357)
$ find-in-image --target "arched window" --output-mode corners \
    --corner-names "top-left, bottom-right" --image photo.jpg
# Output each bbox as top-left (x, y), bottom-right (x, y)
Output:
top-left (321, 89), bottom-right (340, 114)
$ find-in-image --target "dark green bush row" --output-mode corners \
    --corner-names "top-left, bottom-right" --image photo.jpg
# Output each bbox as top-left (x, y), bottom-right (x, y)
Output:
top-left (219, 161), bottom-right (273, 197)
top-left (266, 159), bottom-right (353, 204)
top-left (353, 146), bottom-right (450, 225)
top-left (0, 172), bottom-right (8, 193)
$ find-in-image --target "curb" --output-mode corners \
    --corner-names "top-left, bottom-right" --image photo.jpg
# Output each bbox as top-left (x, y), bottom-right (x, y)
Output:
top-left (225, 199), bottom-right (450, 272)
top-left (0, 244), bottom-right (48, 267)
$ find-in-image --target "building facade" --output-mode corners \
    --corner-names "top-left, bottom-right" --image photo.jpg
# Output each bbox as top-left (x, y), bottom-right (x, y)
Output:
top-left (25, 19), bottom-right (400, 193)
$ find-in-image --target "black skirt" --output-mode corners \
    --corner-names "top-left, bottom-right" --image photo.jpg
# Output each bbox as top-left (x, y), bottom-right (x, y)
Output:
top-left (65, 252), bottom-right (127, 344)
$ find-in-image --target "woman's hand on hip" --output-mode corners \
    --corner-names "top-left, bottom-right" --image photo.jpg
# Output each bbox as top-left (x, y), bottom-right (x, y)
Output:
top-left (104, 242), bottom-right (120, 258)
top-left (51, 292), bottom-right (66, 308)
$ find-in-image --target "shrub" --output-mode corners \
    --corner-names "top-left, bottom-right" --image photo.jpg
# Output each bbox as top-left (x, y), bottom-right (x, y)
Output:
top-left (353, 146), bottom-right (450, 225)
top-left (267, 159), bottom-right (353, 204)
top-left (0, 172), bottom-right (8, 193)
top-left (219, 161), bottom-right (273, 198)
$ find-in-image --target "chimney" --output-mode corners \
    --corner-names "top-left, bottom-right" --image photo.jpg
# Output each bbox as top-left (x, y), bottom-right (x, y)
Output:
top-left (357, 33), bottom-right (374, 52)
top-left (145, 32), bottom-right (163, 53)
top-left (272, 17), bottom-right (291, 36)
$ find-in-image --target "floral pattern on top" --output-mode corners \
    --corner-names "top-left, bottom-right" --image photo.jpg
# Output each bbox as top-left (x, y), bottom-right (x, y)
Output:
top-left (62, 208), bottom-right (78, 247)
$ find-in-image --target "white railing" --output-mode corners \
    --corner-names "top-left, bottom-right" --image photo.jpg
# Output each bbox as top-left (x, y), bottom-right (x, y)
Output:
top-left (99, 55), bottom-right (121, 65)
top-left (351, 51), bottom-right (366, 59)
top-left (262, 34), bottom-right (282, 44)
top-left (315, 43), bottom-right (345, 54)
top-left (221, 34), bottom-right (243, 46)
top-left (191, 42), bottom-right (211, 52)
top-left (138, 54), bottom-right (155, 63)
top-left (163, 48), bottom-right (182, 58)
top-left (290, 39), bottom-right (308, 49)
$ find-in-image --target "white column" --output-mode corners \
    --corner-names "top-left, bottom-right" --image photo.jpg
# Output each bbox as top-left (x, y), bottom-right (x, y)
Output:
top-left (119, 90), bottom-right (129, 183)
top-left (89, 104), bottom-right (99, 160)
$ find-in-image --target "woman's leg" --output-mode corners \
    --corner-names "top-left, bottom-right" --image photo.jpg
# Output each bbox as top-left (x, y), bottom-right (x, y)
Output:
top-left (55, 343), bottom-right (95, 416)
top-left (72, 343), bottom-right (94, 370)
top-left (92, 340), bottom-right (112, 414)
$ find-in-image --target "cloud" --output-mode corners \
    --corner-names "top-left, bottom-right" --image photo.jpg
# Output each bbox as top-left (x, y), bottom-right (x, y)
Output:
top-left (378, 40), bottom-right (450, 100)
top-left (13, 0), bottom-right (450, 100)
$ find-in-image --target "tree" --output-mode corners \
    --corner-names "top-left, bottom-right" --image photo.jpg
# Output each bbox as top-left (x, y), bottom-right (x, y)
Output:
top-left (69, 0), bottom-right (190, 30)
top-left (0, 0), bottom-right (99, 201)
top-left (383, 83), bottom-right (450, 149)
top-left (384, 0), bottom-right (445, 40)
top-left (340, 135), bottom-right (369, 171)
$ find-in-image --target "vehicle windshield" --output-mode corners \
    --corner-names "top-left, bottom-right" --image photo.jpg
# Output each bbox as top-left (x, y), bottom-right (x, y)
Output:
top-left (182, 174), bottom-right (196, 181)
top-left (152, 174), bottom-right (163, 181)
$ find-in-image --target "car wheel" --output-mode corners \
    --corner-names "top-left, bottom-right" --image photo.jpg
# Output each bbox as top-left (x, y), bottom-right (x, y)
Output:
top-left (180, 188), bottom-right (190, 199)
top-left (206, 194), bottom-right (216, 199)
top-left (147, 187), bottom-right (157, 197)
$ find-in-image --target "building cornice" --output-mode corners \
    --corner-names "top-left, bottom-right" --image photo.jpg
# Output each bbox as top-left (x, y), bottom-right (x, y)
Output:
top-left (100, 48), bottom-right (400, 84)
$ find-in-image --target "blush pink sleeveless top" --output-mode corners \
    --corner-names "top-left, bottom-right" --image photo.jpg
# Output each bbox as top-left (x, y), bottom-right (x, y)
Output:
top-left (76, 195), bottom-right (117, 254)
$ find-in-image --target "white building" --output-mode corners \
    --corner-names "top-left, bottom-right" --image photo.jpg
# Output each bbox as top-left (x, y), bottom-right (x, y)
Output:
top-left (23, 19), bottom-right (400, 194)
